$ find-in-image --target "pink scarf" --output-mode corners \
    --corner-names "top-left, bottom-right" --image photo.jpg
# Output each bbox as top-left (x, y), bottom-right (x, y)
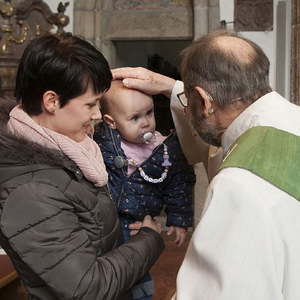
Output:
top-left (8, 106), bottom-right (108, 187)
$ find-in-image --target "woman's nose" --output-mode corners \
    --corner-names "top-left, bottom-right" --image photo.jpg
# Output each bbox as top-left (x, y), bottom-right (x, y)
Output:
top-left (92, 106), bottom-right (102, 120)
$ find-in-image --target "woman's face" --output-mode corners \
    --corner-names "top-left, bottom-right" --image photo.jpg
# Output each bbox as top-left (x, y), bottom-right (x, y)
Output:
top-left (50, 85), bottom-right (103, 142)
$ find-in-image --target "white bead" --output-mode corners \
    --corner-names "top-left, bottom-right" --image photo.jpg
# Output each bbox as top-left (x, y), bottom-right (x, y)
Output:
top-left (128, 143), bottom-right (170, 184)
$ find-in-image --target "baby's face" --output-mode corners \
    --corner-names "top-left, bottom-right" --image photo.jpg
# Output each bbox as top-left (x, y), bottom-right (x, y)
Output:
top-left (112, 91), bottom-right (156, 144)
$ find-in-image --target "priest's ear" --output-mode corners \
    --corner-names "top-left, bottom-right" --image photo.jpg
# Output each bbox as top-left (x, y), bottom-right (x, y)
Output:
top-left (194, 86), bottom-right (214, 117)
top-left (103, 114), bottom-right (117, 129)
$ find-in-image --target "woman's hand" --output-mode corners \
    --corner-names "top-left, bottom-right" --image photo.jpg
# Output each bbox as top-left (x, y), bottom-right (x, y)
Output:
top-left (129, 215), bottom-right (162, 236)
top-left (111, 67), bottom-right (176, 98)
top-left (167, 226), bottom-right (187, 247)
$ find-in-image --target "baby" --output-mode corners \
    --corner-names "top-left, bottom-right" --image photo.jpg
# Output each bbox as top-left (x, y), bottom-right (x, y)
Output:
top-left (94, 80), bottom-right (195, 300)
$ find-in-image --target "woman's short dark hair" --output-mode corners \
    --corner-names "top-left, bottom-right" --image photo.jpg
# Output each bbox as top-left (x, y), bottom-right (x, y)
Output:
top-left (15, 33), bottom-right (112, 115)
top-left (181, 30), bottom-right (272, 107)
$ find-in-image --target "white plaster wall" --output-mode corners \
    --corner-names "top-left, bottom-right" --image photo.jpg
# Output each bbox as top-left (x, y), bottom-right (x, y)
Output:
top-left (220, 0), bottom-right (291, 100)
top-left (45, 0), bottom-right (74, 33)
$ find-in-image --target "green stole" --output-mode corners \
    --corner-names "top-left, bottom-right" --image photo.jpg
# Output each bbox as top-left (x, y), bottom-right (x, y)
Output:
top-left (219, 126), bottom-right (300, 201)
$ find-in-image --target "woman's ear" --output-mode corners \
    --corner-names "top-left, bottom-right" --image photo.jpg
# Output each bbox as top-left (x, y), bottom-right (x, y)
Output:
top-left (194, 86), bottom-right (214, 117)
top-left (103, 114), bottom-right (117, 129)
top-left (42, 91), bottom-right (59, 114)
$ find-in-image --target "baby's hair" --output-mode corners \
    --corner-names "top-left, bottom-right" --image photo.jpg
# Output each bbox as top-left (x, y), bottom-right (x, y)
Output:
top-left (101, 80), bottom-right (154, 117)
top-left (100, 80), bottom-right (124, 115)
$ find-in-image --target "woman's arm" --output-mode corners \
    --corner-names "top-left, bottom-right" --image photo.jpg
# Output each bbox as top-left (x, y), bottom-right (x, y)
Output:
top-left (2, 181), bottom-right (164, 300)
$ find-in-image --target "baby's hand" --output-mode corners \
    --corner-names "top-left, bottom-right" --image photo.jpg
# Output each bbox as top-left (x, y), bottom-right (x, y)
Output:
top-left (129, 215), bottom-right (162, 236)
top-left (167, 226), bottom-right (187, 247)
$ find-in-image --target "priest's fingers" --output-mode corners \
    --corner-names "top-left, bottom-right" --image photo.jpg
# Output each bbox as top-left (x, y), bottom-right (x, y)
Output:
top-left (111, 67), bottom-right (175, 97)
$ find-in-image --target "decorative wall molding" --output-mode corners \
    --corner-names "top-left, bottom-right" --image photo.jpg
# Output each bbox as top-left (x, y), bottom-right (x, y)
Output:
top-left (234, 0), bottom-right (273, 32)
top-left (0, 0), bottom-right (70, 96)
top-left (291, 0), bottom-right (300, 104)
top-left (113, 0), bottom-right (189, 10)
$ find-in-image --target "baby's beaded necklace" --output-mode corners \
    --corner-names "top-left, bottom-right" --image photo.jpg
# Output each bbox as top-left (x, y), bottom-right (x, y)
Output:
top-left (128, 144), bottom-right (172, 183)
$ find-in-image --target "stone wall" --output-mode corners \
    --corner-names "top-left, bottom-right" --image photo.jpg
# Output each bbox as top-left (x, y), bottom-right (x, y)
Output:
top-left (73, 0), bottom-right (220, 65)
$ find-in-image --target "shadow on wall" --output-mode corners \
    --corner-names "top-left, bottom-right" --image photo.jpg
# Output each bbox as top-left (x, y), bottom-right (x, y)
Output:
top-left (147, 54), bottom-right (181, 136)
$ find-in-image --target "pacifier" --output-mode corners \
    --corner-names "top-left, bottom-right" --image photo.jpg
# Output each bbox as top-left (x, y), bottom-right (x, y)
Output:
top-left (142, 132), bottom-right (154, 144)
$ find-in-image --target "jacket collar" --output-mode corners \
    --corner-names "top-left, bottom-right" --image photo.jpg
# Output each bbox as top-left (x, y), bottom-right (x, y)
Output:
top-left (221, 91), bottom-right (284, 155)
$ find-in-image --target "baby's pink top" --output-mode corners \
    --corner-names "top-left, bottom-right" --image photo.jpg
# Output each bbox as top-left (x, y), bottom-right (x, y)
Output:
top-left (121, 131), bottom-right (166, 175)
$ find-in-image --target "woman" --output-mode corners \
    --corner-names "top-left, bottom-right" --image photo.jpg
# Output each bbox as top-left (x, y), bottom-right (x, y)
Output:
top-left (0, 34), bottom-right (164, 300)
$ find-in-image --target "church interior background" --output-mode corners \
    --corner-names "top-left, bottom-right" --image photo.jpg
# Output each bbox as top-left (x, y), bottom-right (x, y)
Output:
top-left (0, 0), bottom-right (299, 299)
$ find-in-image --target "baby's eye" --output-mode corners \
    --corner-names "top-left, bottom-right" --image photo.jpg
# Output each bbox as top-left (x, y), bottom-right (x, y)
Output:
top-left (131, 115), bottom-right (139, 121)
top-left (146, 109), bottom-right (153, 115)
